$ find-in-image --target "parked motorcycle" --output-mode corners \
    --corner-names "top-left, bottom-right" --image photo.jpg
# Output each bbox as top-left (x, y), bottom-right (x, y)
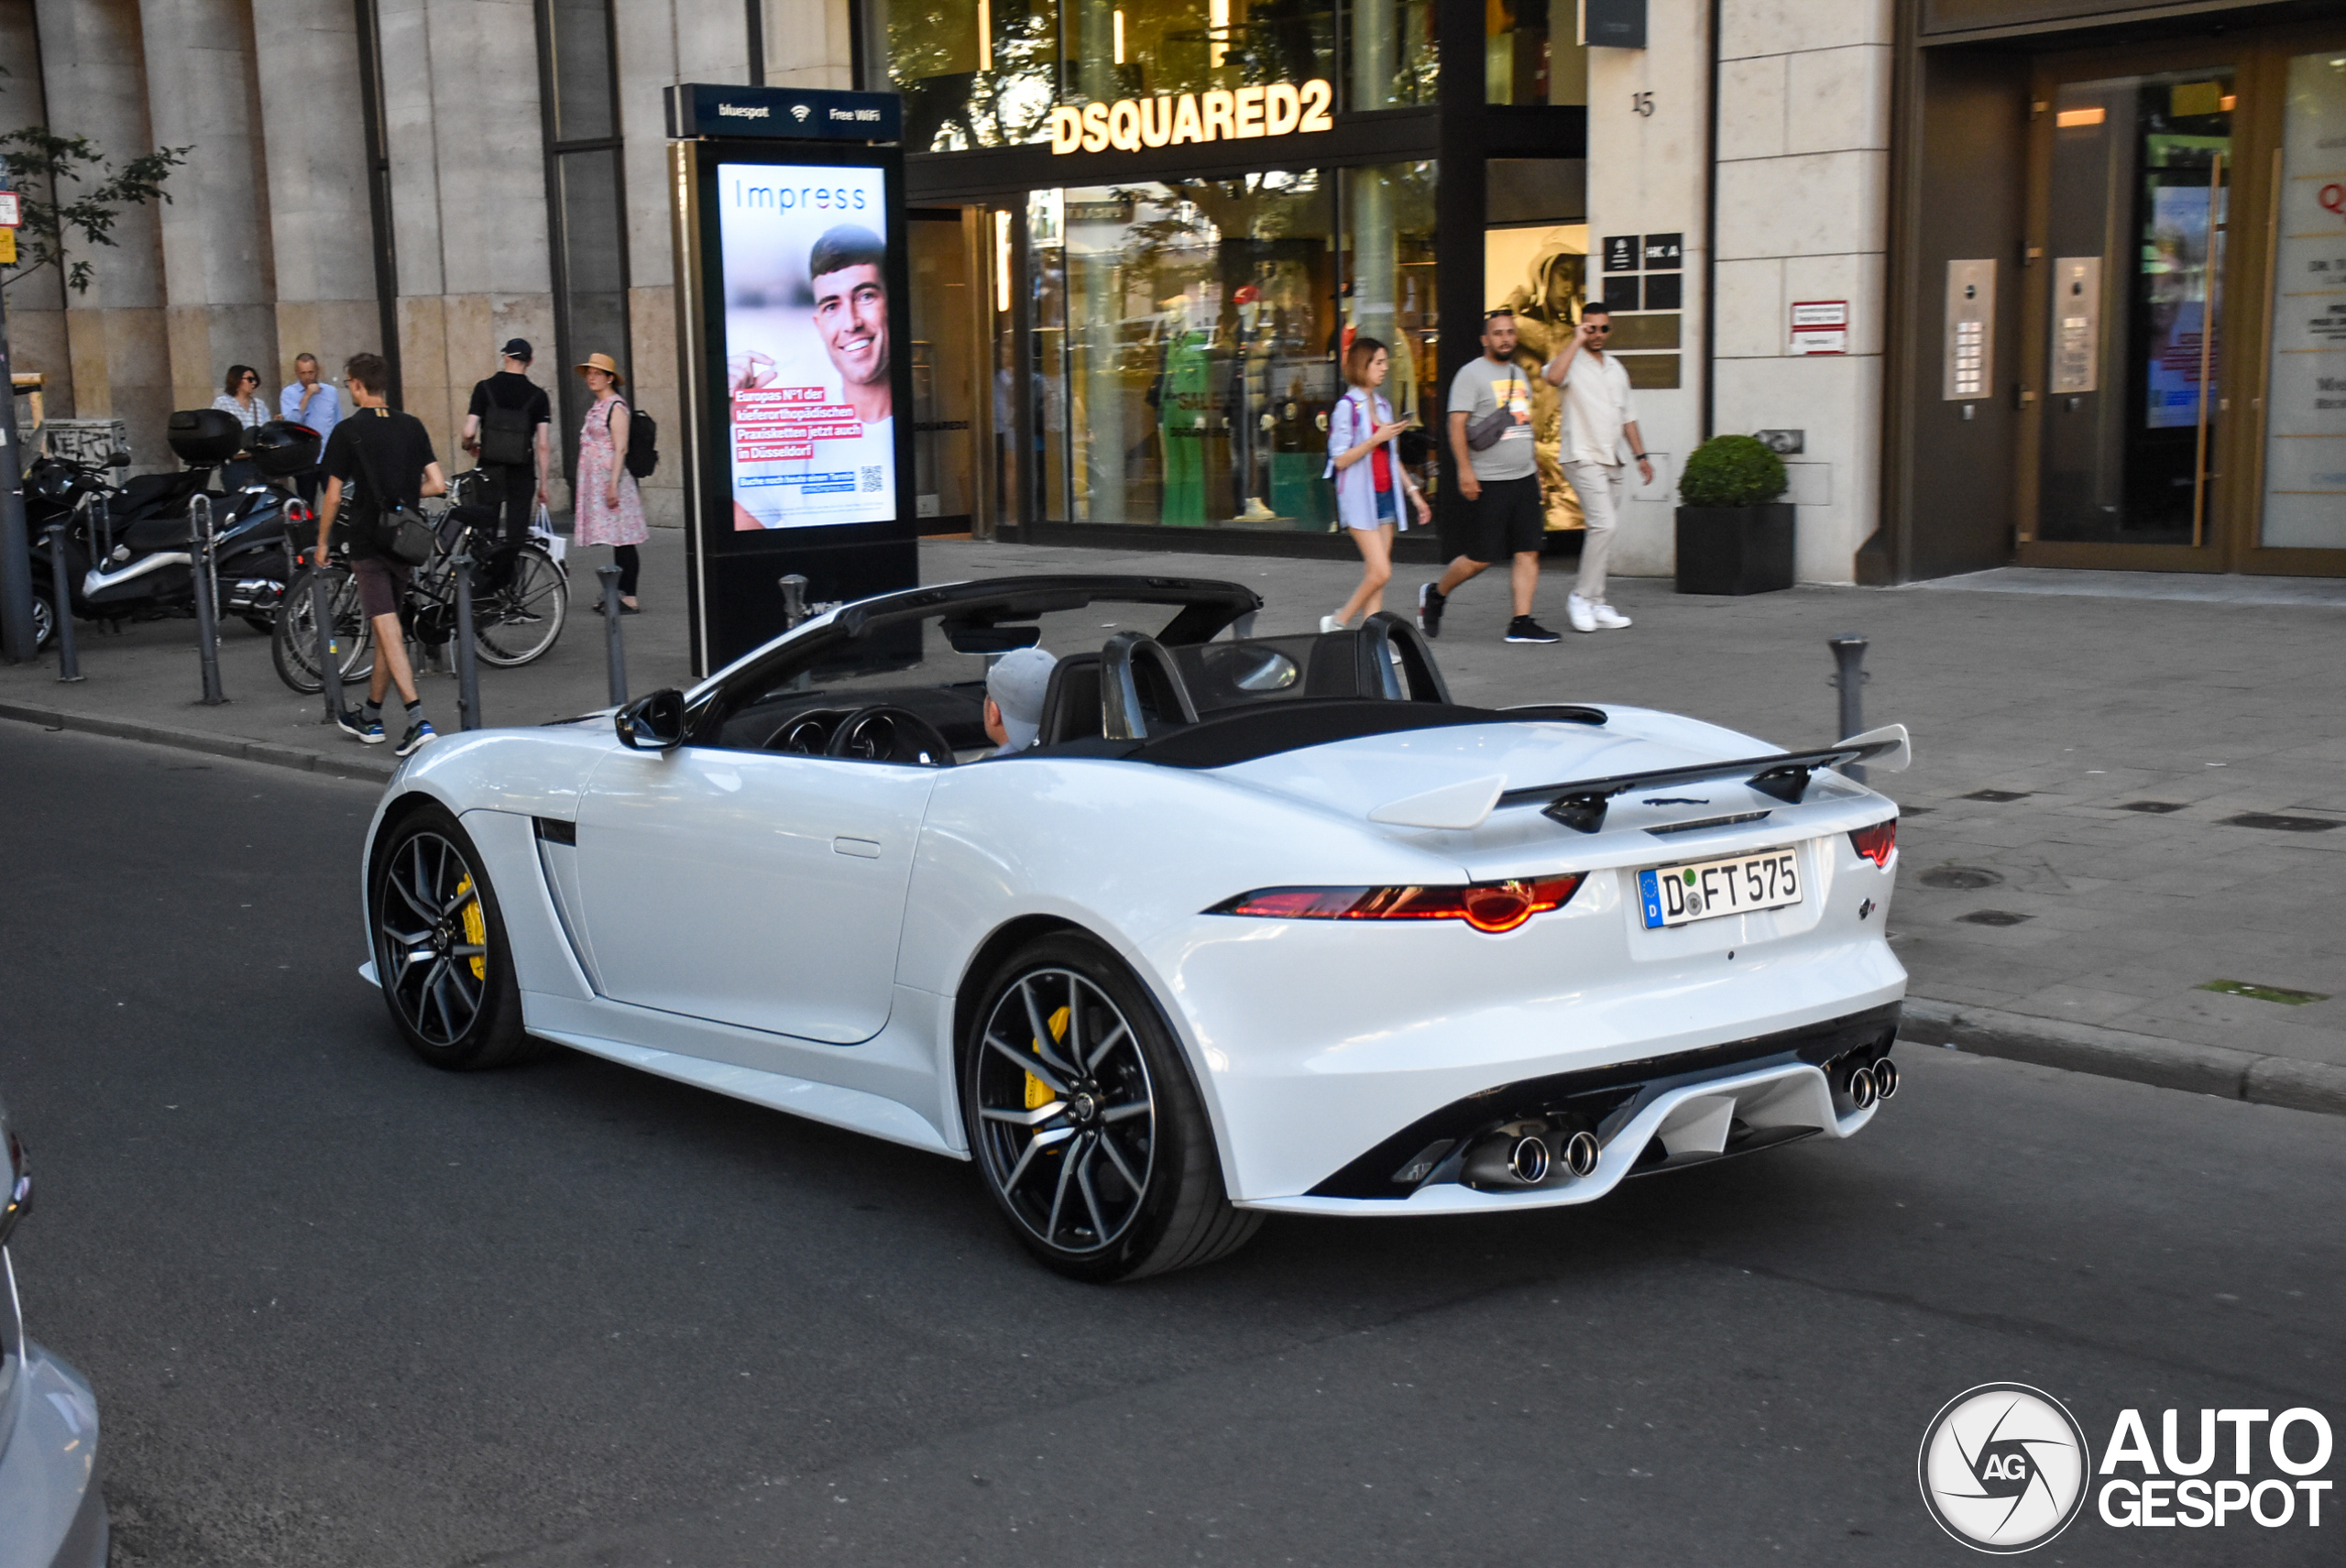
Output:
top-left (24, 410), bottom-right (317, 648)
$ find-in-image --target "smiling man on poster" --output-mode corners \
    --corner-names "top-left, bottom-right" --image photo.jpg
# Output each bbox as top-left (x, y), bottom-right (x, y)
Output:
top-left (721, 164), bottom-right (900, 531)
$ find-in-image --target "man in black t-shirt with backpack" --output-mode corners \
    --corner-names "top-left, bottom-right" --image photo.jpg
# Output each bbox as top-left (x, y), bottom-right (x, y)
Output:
top-left (460, 337), bottom-right (551, 586)
top-left (314, 353), bottom-right (448, 757)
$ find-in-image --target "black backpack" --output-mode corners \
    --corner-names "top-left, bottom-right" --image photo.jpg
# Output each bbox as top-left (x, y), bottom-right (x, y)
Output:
top-left (477, 378), bottom-right (536, 466)
top-left (607, 400), bottom-right (658, 479)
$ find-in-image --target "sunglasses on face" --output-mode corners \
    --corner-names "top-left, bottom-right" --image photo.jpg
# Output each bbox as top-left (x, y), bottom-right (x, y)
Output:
top-left (1585, 323), bottom-right (1611, 333)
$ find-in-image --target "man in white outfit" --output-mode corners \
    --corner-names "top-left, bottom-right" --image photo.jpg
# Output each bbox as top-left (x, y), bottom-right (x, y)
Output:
top-left (1540, 302), bottom-right (1655, 632)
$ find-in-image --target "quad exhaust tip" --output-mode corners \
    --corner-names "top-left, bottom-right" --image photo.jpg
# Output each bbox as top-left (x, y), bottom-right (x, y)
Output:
top-left (1847, 1065), bottom-right (1879, 1110)
top-left (1507, 1135), bottom-right (1551, 1185)
top-left (1561, 1128), bottom-right (1601, 1179)
top-left (1874, 1058), bottom-right (1900, 1100)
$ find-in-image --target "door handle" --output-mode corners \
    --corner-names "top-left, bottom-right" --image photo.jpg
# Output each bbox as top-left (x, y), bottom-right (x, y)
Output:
top-left (833, 836), bottom-right (882, 859)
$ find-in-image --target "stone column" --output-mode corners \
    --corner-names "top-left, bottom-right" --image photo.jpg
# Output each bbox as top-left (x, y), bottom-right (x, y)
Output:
top-left (137, 0), bottom-right (280, 416)
top-left (249, 0), bottom-right (381, 398)
top-left (1, 0), bottom-right (75, 415)
top-left (762, 0), bottom-right (852, 90)
top-left (31, 0), bottom-right (171, 461)
top-left (374, 0), bottom-right (554, 463)
top-left (1710, 0), bottom-right (1893, 584)
top-left (1585, 1), bottom-right (1715, 578)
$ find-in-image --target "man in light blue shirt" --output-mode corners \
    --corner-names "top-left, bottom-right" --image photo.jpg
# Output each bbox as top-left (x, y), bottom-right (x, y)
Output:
top-left (280, 353), bottom-right (341, 507)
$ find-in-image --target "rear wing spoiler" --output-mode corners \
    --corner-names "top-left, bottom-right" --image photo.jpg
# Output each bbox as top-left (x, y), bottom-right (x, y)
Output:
top-left (1495, 725), bottom-right (1912, 834)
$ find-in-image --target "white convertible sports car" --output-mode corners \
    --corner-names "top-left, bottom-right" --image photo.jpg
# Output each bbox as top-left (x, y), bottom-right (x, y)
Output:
top-left (359, 575), bottom-right (1910, 1281)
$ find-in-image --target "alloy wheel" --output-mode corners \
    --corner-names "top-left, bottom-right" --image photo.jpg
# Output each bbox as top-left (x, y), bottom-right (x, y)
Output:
top-left (378, 831), bottom-right (491, 1047)
top-left (971, 967), bottom-right (1157, 1254)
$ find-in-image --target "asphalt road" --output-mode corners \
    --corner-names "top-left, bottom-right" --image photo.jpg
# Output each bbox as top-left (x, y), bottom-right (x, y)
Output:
top-left (1, 726), bottom-right (2338, 1567)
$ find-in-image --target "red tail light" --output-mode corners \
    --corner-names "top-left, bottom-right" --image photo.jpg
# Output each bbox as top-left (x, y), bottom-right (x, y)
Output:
top-left (1210, 874), bottom-right (1585, 934)
top-left (1849, 818), bottom-right (1897, 868)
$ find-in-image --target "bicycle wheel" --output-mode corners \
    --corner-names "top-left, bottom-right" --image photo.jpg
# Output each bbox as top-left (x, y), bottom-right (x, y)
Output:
top-left (473, 545), bottom-right (568, 667)
top-left (272, 565), bottom-right (376, 695)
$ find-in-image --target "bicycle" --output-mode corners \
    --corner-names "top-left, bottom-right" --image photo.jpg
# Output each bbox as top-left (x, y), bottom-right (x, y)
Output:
top-left (271, 469), bottom-right (569, 695)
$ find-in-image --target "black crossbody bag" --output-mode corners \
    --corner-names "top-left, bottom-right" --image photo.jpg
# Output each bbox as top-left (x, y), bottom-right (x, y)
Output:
top-left (350, 423), bottom-right (437, 567)
top-left (1465, 368), bottom-right (1523, 452)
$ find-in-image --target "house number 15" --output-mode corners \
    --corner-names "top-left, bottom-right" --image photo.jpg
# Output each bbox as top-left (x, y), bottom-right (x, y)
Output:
top-left (1632, 92), bottom-right (1655, 116)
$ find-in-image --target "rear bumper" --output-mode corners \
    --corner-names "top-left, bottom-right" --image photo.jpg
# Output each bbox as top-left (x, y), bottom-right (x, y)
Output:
top-left (0, 1256), bottom-right (107, 1568)
top-left (1242, 1003), bottom-right (1899, 1215)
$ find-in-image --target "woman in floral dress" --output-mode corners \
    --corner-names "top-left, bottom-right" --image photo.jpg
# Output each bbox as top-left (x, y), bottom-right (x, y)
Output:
top-left (573, 352), bottom-right (646, 612)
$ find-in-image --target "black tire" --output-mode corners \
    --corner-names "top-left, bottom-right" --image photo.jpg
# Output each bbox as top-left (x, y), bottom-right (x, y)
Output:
top-left (961, 932), bottom-right (1261, 1282)
top-left (272, 564), bottom-right (374, 695)
top-left (473, 546), bottom-right (568, 667)
top-left (368, 805), bottom-right (540, 1069)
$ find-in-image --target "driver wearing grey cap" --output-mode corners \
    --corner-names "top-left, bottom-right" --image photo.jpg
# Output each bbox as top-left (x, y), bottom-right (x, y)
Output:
top-left (983, 646), bottom-right (1058, 755)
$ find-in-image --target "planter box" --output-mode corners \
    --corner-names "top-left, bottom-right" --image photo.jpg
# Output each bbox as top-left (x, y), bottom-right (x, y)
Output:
top-left (1674, 502), bottom-right (1794, 595)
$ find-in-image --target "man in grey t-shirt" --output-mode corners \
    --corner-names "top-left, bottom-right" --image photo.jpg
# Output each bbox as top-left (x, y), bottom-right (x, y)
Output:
top-left (1418, 310), bottom-right (1561, 644)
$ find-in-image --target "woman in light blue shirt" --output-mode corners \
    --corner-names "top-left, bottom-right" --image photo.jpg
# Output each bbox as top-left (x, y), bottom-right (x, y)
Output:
top-left (1321, 336), bottom-right (1429, 633)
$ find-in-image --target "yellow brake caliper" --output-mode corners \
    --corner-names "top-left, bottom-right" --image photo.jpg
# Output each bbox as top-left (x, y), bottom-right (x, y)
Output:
top-left (1025, 1004), bottom-right (1069, 1110)
top-left (455, 875), bottom-right (488, 981)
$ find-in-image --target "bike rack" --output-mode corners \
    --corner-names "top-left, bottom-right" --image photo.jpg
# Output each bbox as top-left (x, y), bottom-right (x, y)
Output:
top-left (189, 494), bottom-right (226, 705)
top-left (44, 522), bottom-right (82, 683)
top-left (308, 564), bottom-right (345, 723)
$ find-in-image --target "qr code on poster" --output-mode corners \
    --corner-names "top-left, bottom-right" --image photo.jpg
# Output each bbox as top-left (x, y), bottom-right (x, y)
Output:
top-left (861, 466), bottom-right (883, 493)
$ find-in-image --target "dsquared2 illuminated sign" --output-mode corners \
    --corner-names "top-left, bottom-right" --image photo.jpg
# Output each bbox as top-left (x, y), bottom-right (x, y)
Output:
top-left (1048, 81), bottom-right (1334, 154)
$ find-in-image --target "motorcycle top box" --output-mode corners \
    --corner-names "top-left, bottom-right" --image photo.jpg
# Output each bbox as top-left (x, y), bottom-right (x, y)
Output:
top-left (248, 420), bottom-right (320, 478)
top-left (167, 409), bottom-right (245, 464)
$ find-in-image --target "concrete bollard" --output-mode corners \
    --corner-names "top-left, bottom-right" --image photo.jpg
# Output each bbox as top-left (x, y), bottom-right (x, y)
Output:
top-left (599, 564), bottom-right (626, 707)
top-left (45, 522), bottom-right (82, 683)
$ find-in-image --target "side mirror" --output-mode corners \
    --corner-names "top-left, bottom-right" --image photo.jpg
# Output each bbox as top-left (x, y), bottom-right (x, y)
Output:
top-left (615, 688), bottom-right (686, 751)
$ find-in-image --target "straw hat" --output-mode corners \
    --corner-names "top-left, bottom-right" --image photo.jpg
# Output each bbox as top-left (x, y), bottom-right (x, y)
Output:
top-left (574, 352), bottom-right (625, 385)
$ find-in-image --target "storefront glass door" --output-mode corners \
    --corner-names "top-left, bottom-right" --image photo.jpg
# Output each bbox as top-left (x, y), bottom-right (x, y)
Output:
top-left (2034, 68), bottom-right (2234, 549)
top-left (2023, 26), bottom-right (2346, 575)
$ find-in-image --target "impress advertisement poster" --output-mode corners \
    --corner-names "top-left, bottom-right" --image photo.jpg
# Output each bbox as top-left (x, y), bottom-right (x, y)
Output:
top-left (718, 161), bottom-right (895, 530)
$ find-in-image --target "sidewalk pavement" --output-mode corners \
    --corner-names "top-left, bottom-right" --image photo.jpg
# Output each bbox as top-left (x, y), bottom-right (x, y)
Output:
top-left (6, 529), bottom-right (2342, 1116)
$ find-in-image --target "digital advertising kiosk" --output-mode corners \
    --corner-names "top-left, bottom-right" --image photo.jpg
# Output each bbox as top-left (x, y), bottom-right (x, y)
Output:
top-left (665, 83), bottom-right (915, 675)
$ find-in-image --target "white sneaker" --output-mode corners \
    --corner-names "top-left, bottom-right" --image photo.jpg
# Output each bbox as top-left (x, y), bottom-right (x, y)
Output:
top-left (1590, 602), bottom-right (1632, 630)
top-left (1565, 594), bottom-right (1598, 633)
top-left (1319, 614), bottom-right (1346, 633)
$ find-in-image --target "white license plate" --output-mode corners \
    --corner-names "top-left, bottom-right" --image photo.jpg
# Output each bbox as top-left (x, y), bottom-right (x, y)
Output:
top-left (1639, 847), bottom-right (1802, 928)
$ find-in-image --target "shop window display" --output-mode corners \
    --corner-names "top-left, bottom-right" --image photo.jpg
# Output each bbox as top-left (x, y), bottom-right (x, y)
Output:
top-left (1039, 173), bottom-right (1338, 530)
top-left (872, 0), bottom-right (1345, 152)
top-left (1027, 161), bottom-right (1437, 532)
top-left (1485, 0), bottom-right (1588, 107)
top-left (1485, 223), bottom-right (1589, 532)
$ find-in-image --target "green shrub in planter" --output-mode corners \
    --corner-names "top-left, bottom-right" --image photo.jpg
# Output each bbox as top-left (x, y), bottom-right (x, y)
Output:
top-left (1678, 434), bottom-right (1788, 507)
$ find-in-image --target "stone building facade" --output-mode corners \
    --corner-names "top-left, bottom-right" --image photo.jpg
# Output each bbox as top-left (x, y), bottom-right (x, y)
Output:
top-left (1, 0), bottom-right (856, 526)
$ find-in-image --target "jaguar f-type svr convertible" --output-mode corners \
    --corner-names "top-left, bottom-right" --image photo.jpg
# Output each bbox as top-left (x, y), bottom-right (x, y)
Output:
top-left (357, 575), bottom-right (1910, 1280)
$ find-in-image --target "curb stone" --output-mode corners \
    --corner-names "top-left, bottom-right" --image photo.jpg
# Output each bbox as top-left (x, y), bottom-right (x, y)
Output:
top-left (0, 699), bottom-right (393, 784)
top-left (1899, 997), bottom-right (2346, 1120)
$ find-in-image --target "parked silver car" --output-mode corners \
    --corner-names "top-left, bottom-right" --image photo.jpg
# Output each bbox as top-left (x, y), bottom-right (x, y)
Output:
top-left (0, 1092), bottom-right (107, 1568)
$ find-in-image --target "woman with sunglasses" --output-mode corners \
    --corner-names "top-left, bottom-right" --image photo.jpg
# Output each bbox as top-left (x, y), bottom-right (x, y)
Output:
top-left (212, 365), bottom-right (269, 488)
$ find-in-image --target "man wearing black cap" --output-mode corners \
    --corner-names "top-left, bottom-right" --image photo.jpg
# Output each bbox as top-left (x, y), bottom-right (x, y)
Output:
top-left (461, 338), bottom-right (552, 583)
